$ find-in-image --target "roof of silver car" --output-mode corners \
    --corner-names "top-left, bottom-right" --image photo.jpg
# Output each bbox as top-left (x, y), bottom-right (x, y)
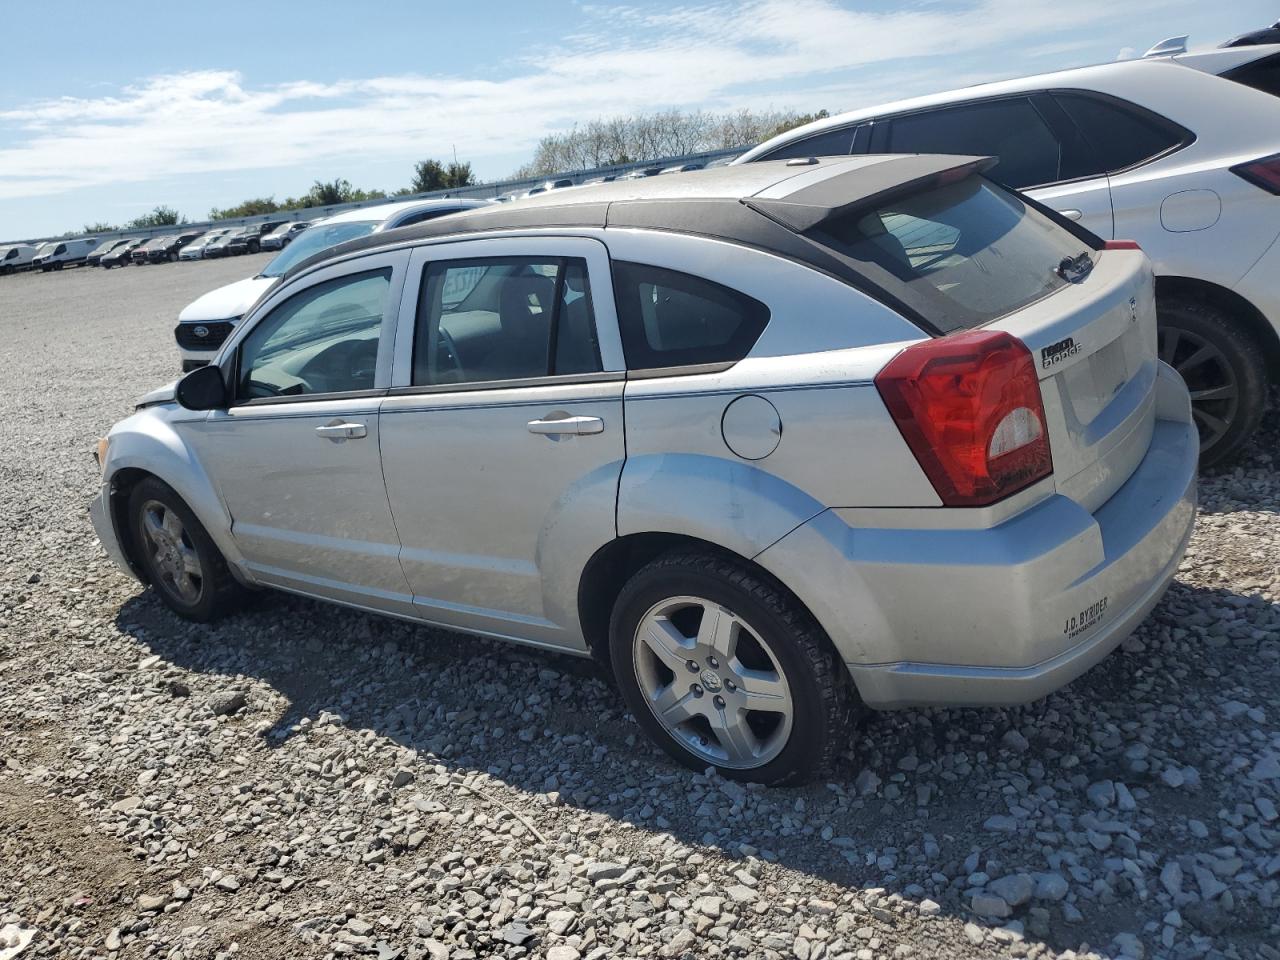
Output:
top-left (285, 154), bottom-right (989, 281)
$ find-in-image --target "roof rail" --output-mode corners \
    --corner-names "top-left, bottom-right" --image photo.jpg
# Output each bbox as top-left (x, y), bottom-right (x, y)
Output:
top-left (1144, 35), bottom-right (1188, 58)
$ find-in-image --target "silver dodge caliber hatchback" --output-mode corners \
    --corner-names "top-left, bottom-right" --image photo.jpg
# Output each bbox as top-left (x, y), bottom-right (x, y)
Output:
top-left (91, 156), bottom-right (1199, 784)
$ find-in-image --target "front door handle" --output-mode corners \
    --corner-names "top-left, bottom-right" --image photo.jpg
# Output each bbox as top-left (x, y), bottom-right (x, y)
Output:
top-left (1060, 208), bottom-right (1083, 221)
top-left (315, 420), bottom-right (367, 441)
top-left (527, 415), bottom-right (604, 436)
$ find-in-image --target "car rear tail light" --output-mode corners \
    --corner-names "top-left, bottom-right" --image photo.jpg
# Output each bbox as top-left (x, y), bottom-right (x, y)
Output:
top-left (875, 331), bottom-right (1052, 507)
top-left (1104, 239), bottom-right (1142, 250)
top-left (1231, 153), bottom-right (1280, 194)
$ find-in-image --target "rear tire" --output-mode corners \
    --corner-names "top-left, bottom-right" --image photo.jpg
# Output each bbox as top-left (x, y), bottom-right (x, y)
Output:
top-left (128, 477), bottom-right (245, 622)
top-left (609, 550), bottom-right (856, 785)
top-left (1157, 299), bottom-right (1267, 468)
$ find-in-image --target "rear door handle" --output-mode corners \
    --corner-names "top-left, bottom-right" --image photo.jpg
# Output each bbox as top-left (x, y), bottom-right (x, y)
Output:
top-left (1060, 208), bottom-right (1083, 221)
top-left (527, 415), bottom-right (604, 436)
top-left (315, 420), bottom-right (367, 441)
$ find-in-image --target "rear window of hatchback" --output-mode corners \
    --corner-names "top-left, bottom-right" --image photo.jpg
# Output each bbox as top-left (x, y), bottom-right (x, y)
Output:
top-left (808, 176), bottom-right (1088, 332)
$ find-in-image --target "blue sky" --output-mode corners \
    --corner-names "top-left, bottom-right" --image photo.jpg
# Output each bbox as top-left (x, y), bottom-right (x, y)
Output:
top-left (0, 0), bottom-right (1272, 239)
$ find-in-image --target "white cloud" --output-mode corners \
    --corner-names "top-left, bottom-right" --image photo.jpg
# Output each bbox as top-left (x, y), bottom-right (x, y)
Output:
top-left (0, 0), bottom-right (1182, 205)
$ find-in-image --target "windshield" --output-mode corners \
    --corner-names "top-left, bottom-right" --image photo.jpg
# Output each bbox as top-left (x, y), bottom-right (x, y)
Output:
top-left (37, 243), bottom-right (57, 256)
top-left (809, 177), bottom-right (1086, 331)
top-left (259, 221), bottom-right (377, 278)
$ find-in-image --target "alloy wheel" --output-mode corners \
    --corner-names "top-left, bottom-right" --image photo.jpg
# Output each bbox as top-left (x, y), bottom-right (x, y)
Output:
top-left (632, 595), bottom-right (793, 770)
top-left (1158, 325), bottom-right (1239, 454)
top-left (139, 500), bottom-right (203, 604)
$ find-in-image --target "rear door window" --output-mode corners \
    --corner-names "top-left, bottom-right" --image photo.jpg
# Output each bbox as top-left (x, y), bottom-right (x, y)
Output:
top-left (809, 177), bottom-right (1086, 331)
top-left (412, 257), bottom-right (601, 386)
top-left (885, 98), bottom-right (1062, 189)
top-left (611, 263), bottom-right (770, 370)
top-left (1052, 93), bottom-right (1187, 175)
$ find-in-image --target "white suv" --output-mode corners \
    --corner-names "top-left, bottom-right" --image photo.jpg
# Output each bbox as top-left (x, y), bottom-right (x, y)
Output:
top-left (736, 42), bottom-right (1280, 466)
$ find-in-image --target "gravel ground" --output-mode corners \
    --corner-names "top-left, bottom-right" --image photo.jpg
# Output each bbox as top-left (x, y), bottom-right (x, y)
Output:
top-left (1, 259), bottom-right (1278, 960)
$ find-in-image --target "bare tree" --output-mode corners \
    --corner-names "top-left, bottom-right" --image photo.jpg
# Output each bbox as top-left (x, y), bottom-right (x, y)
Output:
top-left (511, 107), bottom-right (824, 178)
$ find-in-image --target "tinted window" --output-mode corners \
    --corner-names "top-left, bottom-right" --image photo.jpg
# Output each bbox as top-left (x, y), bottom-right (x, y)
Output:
top-left (413, 257), bottom-right (601, 386)
top-left (612, 262), bottom-right (770, 369)
top-left (1053, 93), bottom-right (1184, 175)
top-left (237, 268), bottom-right (390, 400)
top-left (761, 126), bottom-right (857, 161)
top-left (810, 177), bottom-right (1084, 331)
top-left (1223, 54), bottom-right (1280, 97)
top-left (887, 98), bottom-right (1061, 188)
top-left (397, 208), bottom-right (461, 228)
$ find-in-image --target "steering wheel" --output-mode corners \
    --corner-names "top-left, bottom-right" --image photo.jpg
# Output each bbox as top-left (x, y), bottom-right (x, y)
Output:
top-left (245, 377), bottom-right (311, 399)
top-left (436, 327), bottom-right (466, 383)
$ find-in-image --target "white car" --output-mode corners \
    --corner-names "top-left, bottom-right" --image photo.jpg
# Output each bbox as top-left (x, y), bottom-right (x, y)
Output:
top-left (31, 237), bottom-right (99, 272)
top-left (180, 230), bottom-right (231, 261)
top-left (259, 221), bottom-right (312, 251)
top-left (735, 41), bottom-right (1280, 465)
top-left (174, 199), bottom-right (492, 370)
top-left (0, 243), bottom-right (38, 275)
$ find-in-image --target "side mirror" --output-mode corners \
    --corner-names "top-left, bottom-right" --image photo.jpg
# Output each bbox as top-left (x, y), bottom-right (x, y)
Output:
top-left (176, 364), bottom-right (229, 410)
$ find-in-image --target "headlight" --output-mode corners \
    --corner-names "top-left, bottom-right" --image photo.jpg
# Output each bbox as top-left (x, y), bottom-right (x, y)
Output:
top-left (94, 436), bottom-right (110, 474)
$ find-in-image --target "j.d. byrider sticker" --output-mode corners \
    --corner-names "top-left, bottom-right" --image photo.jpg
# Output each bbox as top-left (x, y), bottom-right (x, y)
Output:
top-left (1064, 596), bottom-right (1109, 640)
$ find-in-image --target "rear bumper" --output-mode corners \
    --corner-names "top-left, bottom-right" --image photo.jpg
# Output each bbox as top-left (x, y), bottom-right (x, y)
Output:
top-left (756, 362), bottom-right (1198, 709)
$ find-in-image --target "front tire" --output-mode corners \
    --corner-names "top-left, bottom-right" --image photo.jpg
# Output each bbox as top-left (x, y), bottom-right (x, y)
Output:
top-left (128, 478), bottom-right (244, 622)
top-left (609, 551), bottom-right (856, 785)
top-left (1157, 299), bottom-right (1267, 468)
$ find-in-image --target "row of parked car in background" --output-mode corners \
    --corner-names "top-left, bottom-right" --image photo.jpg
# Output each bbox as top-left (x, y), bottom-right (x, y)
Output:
top-left (0, 219), bottom-right (315, 276)
top-left (0, 161), bottom-right (719, 274)
top-left (495, 160), bottom-right (717, 201)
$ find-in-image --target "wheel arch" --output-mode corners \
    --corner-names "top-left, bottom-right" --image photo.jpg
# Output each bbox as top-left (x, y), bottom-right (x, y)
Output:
top-left (106, 467), bottom-right (156, 583)
top-left (102, 421), bottom-right (251, 586)
top-left (1156, 275), bottom-right (1280, 375)
top-left (576, 532), bottom-right (832, 675)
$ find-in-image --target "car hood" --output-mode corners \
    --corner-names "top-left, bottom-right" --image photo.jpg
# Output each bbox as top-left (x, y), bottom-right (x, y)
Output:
top-left (178, 275), bottom-right (277, 322)
top-left (136, 379), bottom-right (178, 409)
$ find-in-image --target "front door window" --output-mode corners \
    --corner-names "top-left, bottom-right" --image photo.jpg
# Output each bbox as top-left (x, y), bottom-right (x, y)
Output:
top-left (236, 268), bottom-right (391, 400)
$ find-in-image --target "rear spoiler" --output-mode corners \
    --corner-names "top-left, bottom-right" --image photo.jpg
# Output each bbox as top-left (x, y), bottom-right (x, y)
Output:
top-left (741, 155), bottom-right (997, 233)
